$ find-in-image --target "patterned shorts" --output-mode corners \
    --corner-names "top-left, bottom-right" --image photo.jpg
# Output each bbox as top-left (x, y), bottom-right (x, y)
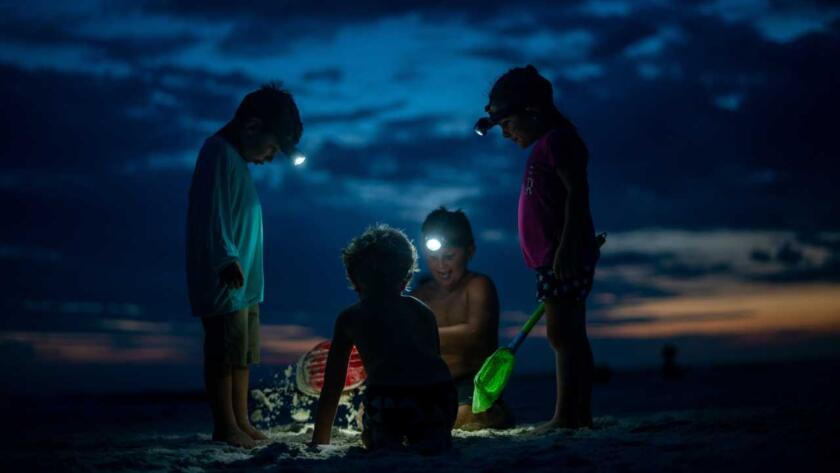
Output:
top-left (362, 381), bottom-right (457, 453)
top-left (535, 267), bottom-right (594, 303)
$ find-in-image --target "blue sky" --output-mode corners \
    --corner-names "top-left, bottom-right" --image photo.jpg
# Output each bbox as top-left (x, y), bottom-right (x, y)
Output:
top-left (2, 0), bottom-right (840, 393)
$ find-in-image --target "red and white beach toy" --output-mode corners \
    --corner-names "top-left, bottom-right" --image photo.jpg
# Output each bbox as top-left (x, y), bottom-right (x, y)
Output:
top-left (295, 340), bottom-right (367, 397)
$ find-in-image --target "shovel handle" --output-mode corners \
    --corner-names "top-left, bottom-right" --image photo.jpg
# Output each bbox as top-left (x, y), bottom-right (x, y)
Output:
top-left (506, 303), bottom-right (545, 353)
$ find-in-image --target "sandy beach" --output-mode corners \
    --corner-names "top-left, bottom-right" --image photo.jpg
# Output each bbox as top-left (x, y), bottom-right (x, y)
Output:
top-left (4, 359), bottom-right (838, 472)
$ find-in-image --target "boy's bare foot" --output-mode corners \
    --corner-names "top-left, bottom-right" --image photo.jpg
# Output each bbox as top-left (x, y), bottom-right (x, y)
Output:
top-left (532, 417), bottom-right (591, 435)
top-left (239, 423), bottom-right (269, 441)
top-left (213, 427), bottom-right (257, 448)
top-left (532, 419), bottom-right (571, 435)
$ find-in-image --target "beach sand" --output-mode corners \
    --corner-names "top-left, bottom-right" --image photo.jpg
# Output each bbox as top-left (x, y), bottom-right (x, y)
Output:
top-left (4, 359), bottom-right (838, 472)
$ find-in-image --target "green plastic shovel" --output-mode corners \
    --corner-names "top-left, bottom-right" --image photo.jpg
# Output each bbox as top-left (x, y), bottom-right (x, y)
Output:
top-left (472, 302), bottom-right (545, 413)
top-left (472, 233), bottom-right (607, 414)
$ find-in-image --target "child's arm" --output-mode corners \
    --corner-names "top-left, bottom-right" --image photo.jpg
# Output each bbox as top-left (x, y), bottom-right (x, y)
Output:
top-left (553, 140), bottom-right (592, 281)
top-left (311, 312), bottom-right (353, 445)
top-left (194, 148), bottom-right (241, 285)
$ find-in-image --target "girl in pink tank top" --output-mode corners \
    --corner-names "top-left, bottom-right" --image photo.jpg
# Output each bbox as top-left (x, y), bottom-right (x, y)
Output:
top-left (474, 65), bottom-right (600, 431)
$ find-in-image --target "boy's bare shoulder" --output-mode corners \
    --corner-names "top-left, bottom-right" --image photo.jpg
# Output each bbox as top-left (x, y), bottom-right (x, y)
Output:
top-left (402, 294), bottom-right (435, 316)
top-left (403, 293), bottom-right (428, 307)
top-left (337, 302), bottom-right (363, 325)
top-left (466, 272), bottom-right (497, 296)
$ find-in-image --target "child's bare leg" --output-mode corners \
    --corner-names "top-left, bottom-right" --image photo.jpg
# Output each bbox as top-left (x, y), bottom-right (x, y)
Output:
top-left (455, 402), bottom-right (515, 430)
top-left (232, 366), bottom-right (268, 441)
top-left (536, 299), bottom-right (593, 431)
top-left (205, 360), bottom-right (256, 447)
top-left (454, 405), bottom-right (475, 429)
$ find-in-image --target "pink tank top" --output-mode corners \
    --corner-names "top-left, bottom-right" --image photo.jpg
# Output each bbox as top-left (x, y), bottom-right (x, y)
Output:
top-left (517, 127), bottom-right (598, 270)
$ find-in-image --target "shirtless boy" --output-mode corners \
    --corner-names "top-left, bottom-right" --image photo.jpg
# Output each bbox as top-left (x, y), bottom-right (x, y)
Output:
top-left (312, 224), bottom-right (456, 453)
top-left (412, 207), bottom-right (513, 429)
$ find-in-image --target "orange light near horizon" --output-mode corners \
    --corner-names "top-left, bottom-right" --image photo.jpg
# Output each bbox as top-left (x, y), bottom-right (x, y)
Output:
top-left (0, 332), bottom-right (191, 364)
top-left (0, 323), bottom-right (327, 365)
top-left (506, 282), bottom-right (840, 340)
top-left (260, 324), bottom-right (326, 365)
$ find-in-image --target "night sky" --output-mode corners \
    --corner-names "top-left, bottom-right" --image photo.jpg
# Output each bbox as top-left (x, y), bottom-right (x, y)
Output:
top-left (2, 0), bottom-right (840, 394)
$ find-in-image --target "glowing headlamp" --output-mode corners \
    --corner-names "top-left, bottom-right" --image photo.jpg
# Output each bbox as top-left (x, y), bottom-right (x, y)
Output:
top-left (425, 236), bottom-right (444, 252)
top-left (473, 117), bottom-right (495, 136)
top-left (285, 147), bottom-right (307, 166)
top-left (474, 103), bottom-right (526, 137)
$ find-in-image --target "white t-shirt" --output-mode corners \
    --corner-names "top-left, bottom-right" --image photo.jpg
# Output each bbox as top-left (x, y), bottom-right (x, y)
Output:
top-left (186, 136), bottom-right (264, 316)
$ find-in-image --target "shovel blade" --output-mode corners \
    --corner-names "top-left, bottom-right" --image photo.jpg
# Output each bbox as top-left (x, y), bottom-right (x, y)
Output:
top-left (472, 347), bottom-right (515, 413)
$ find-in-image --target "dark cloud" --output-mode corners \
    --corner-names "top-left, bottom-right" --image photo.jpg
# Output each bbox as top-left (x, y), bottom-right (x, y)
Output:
top-left (752, 253), bottom-right (840, 284)
top-left (303, 128), bottom-right (516, 202)
top-left (751, 239), bottom-right (821, 267)
top-left (305, 101), bottom-right (406, 125)
top-left (589, 309), bottom-right (752, 326)
top-left (775, 242), bottom-right (804, 266)
top-left (588, 18), bottom-right (660, 59)
top-left (560, 17), bottom-right (840, 231)
top-left (747, 233), bottom-right (840, 283)
top-left (391, 69), bottom-right (421, 83)
top-left (0, 65), bottom-right (236, 173)
top-left (462, 46), bottom-right (528, 64)
top-left (141, 0), bottom-right (558, 23)
top-left (753, 261), bottom-right (840, 283)
top-left (144, 0), bottom-right (521, 55)
top-left (215, 16), bottom-right (336, 56)
top-left (0, 62), bottom-right (266, 178)
top-left (150, 64), bottom-right (257, 92)
top-left (599, 251), bottom-right (676, 267)
top-left (0, 17), bottom-right (200, 64)
top-left (377, 114), bottom-right (449, 136)
top-left (302, 68), bottom-right (343, 83)
top-left (590, 277), bottom-right (677, 304)
top-left (750, 248), bottom-right (772, 263)
top-left (598, 251), bottom-right (731, 279)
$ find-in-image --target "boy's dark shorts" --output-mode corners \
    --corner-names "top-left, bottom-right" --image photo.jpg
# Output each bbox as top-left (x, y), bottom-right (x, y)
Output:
top-left (362, 380), bottom-right (457, 453)
top-left (201, 304), bottom-right (260, 366)
top-left (535, 266), bottom-right (595, 303)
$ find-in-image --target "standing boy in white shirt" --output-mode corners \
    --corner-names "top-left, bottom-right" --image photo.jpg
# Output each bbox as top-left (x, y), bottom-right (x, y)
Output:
top-left (186, 83), bottom-right (303, 447)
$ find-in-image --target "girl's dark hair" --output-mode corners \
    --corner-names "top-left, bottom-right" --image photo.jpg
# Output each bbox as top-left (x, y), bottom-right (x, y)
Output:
top-left (235, 82), bottom-right (303, 147)
top-left (341, 224), bottom-right (418, 293)
top-left (489, 65), bottom-right (574, 129)
top-left (421, 207), bottom-right (475, 249)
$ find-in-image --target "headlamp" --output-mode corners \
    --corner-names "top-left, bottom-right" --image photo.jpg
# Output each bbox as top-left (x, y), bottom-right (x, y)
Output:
top-left (473, 103), bottom-right (523, 137)
top-left (283, 146), bottom-right (306, 166)
top-left (473, 117), bottom-right (495, 136)
top-left (425, 236), bottom-right (444, 252)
